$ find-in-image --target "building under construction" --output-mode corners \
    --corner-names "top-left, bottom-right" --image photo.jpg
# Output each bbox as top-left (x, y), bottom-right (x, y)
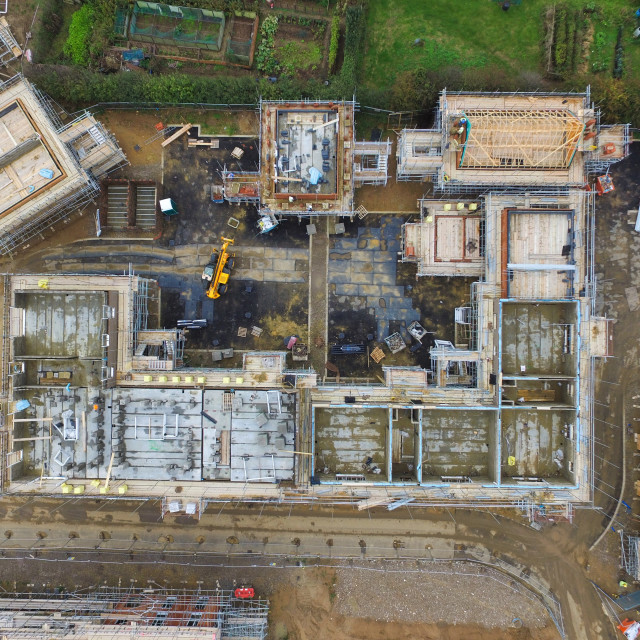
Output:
top-left (0, 88), bottom-right (629, 517)
top-left (0, 587), bottom-right (269, 640)
top-left (0, 74), bottom-right (127, 257)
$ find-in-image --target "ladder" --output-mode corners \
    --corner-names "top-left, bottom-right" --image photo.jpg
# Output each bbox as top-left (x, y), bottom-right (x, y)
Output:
top-left (223, 392), bottom-right (233, 413)
top-left (266, 390), bottom-right (281, 416)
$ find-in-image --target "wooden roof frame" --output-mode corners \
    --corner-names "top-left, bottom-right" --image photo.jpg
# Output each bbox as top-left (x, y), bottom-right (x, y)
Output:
top-left (458, 108), bottom-right (585, 170)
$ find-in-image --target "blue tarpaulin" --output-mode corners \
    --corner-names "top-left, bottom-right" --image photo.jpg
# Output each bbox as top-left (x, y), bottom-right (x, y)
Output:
top-left (308, 167), bottom-right (322, 185)
top-left (122, 49), bottom-right (145, 62)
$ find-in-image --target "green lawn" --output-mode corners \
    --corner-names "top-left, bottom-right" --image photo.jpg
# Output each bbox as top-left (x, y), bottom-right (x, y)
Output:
top-left (363, 0), bottom-right (640, 91)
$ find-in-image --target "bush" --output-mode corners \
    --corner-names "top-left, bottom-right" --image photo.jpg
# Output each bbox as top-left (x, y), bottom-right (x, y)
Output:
top-left (389, 69), bottom-right (436, 113)
top-left (256, 15), bottom-right (279, 75)
top-left (328, 14), bottom-right (340, 73)
top-left (27, 65), bottom-right (261, 107)
top-left (335, 5), bottom-right (364, 94)
top-left (64, 4), bottom-right (95, 65)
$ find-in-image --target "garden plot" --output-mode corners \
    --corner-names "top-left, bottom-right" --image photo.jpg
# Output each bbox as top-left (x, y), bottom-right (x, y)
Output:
top-left (274, 18), bottom-right (328, 77)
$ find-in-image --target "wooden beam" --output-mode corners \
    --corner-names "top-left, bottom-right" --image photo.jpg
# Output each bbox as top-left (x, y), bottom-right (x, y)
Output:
top-left (313, 117), bottom-right (339, 131)
top-left (13, 418), bottom-right (53, 422)
top-left (12, 436), bottom-right (51, 442)
top-left (161, 123), bottom-right (192, 148)
top-left (273, 175), bottom-right (303, 182)
top-left (103, 451), bottom-right (115, 490)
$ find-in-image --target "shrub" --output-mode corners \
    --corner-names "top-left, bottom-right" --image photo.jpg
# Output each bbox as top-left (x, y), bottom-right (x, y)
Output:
top-left (335, 5), bottom-right (364, 94)
top-left (256, 14), bottom-right (279, 75)
top-left (328, 14), bottom-right (340, 73)
top-left (64, 4), bottom-right (95, 65)
top-left (389, 69), bottom-right (436, 113)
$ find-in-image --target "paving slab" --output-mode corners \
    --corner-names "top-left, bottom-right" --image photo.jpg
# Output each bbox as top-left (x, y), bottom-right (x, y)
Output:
top-left (374, 251), bottom-right (395, 263)
top-left (240, 247), bottom-right (265, 258)
top-left (329, 272), bottom-right (353, 285)
top-left (380, 285), bottom-right (407, 298)
top-left (234, 269), bottom-right (264, 282)
top-left (358, 285), bottom-right (385, 297)
top-left (265, 247), bottom-right (293, 260)
top-left (334, 239), bottom-right (359, 251)
top-left (371, 273), bottom-right (397, 286)
top-left (358, 227), bottom-right (382, 240)
top-left (350, 271), bottom-right (374, 285)
top-left (335, 284), bottom-right (360, 296)
top-left (250, 258), bottom-right (273, 270)
top-left (272, 258), bottom-right (297, 272)
top-left (348, 250), bottom-right (377, 262)
top-left (287, 247), bottom-right (311, 260)
top-left (329, 251), bottom-right (352, 260)
top-left (351, 261), bottom-right (375, 274)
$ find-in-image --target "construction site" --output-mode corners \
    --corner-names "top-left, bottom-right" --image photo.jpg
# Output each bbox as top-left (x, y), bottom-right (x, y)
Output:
top-left (0, 586), bottom-right (270, 640)
top-left (0, 85), bottom-right (629, 529)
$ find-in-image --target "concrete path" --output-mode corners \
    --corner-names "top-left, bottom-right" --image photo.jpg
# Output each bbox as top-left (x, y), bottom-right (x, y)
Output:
top-left (308, 219), bottom-right (329, 375)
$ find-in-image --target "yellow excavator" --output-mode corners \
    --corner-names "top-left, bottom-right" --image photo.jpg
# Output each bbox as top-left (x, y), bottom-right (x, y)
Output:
top-left (202, 236), bottom-right (235, 299)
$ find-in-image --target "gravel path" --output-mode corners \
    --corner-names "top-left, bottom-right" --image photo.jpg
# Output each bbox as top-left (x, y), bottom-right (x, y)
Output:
top-left (333, 560), bottom-right (550, 629)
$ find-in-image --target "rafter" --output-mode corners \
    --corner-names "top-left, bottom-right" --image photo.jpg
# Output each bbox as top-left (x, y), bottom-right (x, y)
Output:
top-left (457, 109), bottom-right (584, 170)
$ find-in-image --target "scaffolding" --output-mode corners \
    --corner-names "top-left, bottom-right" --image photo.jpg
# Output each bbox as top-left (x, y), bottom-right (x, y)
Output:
top-left (0, 587), bottom-right (269, 640)
top-left (130, 272), bottom-right (152, 357)
top-left (0, 176), bottom-right (100, 256)
top-left (0, 75), bottom-right (127, 257)
top-left (621, 533), bottom-right (640, 580)
top-left (0, 17), bottom-right (20, 66)
top-left (353, 139), bottom-right (392, 186)
top-left (395, 128), bottom-right (442, 182)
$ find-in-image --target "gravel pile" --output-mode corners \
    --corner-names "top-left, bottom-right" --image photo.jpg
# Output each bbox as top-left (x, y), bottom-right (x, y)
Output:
top-left (333, 559), bottom-right (550, 629)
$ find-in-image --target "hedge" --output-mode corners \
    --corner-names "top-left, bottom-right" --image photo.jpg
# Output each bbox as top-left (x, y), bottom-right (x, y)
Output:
top-left (328, 14), bottom-right (340, 74)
